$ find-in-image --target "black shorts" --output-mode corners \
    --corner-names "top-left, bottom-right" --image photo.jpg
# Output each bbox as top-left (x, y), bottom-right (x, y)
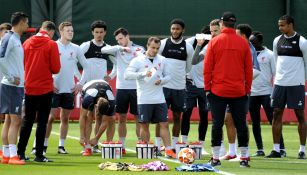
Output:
top-left (51, 93), bottom-right (74, 110)
top-left (185, 84), bottom-right (208, 111)
top-left (137, 103), bottom-right (168, 123)
top-left (163, 87), bottom-right (186, 112)
top-left (271, 85), bottom-right (305, 109)
top-left (0, 84), bottom-right (24, 115)
top-left (115, 89), bottom-right (138, 115)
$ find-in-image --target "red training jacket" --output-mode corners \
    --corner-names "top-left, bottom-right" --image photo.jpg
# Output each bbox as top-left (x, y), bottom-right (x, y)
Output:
top-left (204, 28), bottom-right (253, 97)
top-left (23, 31), bottom-right (61, 95)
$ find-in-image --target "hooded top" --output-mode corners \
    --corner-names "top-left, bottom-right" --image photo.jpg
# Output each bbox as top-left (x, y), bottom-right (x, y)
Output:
top-left (204, 28), bottom-right (253, 97)
top-left (23, 30), bottom-right (61, 95)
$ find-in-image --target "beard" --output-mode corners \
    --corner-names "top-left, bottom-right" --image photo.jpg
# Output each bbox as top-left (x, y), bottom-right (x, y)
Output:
top-left (171, 32), bottom-right (183, 40)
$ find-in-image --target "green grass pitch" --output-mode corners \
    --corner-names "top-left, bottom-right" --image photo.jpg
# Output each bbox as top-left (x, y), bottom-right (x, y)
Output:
top-left (1, 122), bottom-right (306, 175)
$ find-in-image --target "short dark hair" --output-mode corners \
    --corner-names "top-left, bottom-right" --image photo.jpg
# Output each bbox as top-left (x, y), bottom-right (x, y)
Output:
top-left (97, 97), bottom-right (109, 116)
top-left (91, 20), bottom-right (107, 31)
top-left (147, 37), bottom-right (160, 46)
top-left (41, 21), bottom-right (56, 31)
top-left (113, 27), bottom-right (129, 36)
top-left (170, 18), bottom-right (185, 29)
top-left (236, 24), bottom-right (253, 38)
top-left (59, 21), bottom-right (72, 31)
top-left (279, 15), bottom-right (294, 26)
top-left (11, 12), bottom-right (28, 26)
top-left (251, 31), bottom-right (264, 44)
top-left (0, 23), bottom-right (12, 31)
top-left (200, 25), bottom-right (211, 34)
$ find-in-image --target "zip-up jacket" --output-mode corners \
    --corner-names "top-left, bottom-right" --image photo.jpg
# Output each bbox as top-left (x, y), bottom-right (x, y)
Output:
top-left (23, 31), bottom-right (61, 95)
top-left (204, 28), bottom-right (253, 97)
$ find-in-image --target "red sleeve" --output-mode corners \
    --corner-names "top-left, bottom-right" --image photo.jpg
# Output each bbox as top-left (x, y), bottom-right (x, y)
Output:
top-left (244, 42), bottom-right (253, 94)
top-left (50, 41), bottom-right (61, 74)
top-left (204, 41), bottom-right (214, 91)
top-left (22, 40), bottom-right (28, 66)
top-left (22, 40), bottom-right (28, 48)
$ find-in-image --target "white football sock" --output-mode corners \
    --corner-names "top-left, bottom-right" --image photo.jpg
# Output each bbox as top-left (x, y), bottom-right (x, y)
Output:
top-left (240, 147), bottom-right (249, 158)
top-left (3, 145), bottom-right (10, 157)
top-left (181, 135), bottom-right (188, 143)
top-left (212, 146), bottom-right (221, 160)
top-left (172, 137), bottom-right (179, 148)
top-left (9, 144), bottom-right (17, 157)
top-left (228, 143), bottom-right (237, 156)
top-left (299, 145), bottom-right (306, 153)
top-left (155, 137), bottom-right (161, 150)
top-left (59, 139), bottom-right (65, 147)
top-left (119, 137), bottom-right (126, 148)
top-left (273, 144), bottom-right (280, 152)
top-left (44, 138), bottom-right (49, 147)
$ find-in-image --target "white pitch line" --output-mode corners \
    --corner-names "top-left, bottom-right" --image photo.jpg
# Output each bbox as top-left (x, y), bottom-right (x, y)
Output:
top-left (50, 131), bottom-right (80, 140)
top-left (31, 128), bottom-right (80, 141)
top-left (47, 130), bottom-right (307, 166)
top-left (213, 170), bottom-right (237, 175)
top-left (44, 129), bottom-right (235, 175)
top-left (260, 159), bottom-right (307, 164)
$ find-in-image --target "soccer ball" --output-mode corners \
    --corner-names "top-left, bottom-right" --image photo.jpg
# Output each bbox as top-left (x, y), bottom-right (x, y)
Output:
top-left (178, 148), bottom-right (196, 164)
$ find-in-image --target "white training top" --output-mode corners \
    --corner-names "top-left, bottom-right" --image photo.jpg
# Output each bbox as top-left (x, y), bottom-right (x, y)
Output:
top-left (53, 40), bottom-right (88, 93)
top-left (158, 37), bottom-right (194, 90)
top-left (101, 41), bottom-right (145, 89)
top-left (80, 40), bottom-right (116, 82)
top-left (187, 42), bottom-right (207, 88)
top-left (0, 31), bottom-right (24, 87)
top-left (273, 33), bottom-right (307, 86)
top-left (188, 61), bottom-right (204, 88)
top-left (185, 36), bottom-right (195, 46)
top-left (251, 47), bottom-right (275, 96)
top-left (124, 54), bottom-right (171, 104)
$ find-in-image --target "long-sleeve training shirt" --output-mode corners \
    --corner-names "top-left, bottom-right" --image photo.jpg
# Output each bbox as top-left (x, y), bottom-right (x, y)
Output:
top-left (101, 42), bottom-right (144, 89)
top-left (0, 31), bottom-right (24, 87)
top-left (54, 40), bottom-right (88, 93)
top-left (188, 44), bottom-right (207, 88)
top-left (124, 54), bottom-right (171, 104)
top-left (251, 47), bottom-right (275, 96)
